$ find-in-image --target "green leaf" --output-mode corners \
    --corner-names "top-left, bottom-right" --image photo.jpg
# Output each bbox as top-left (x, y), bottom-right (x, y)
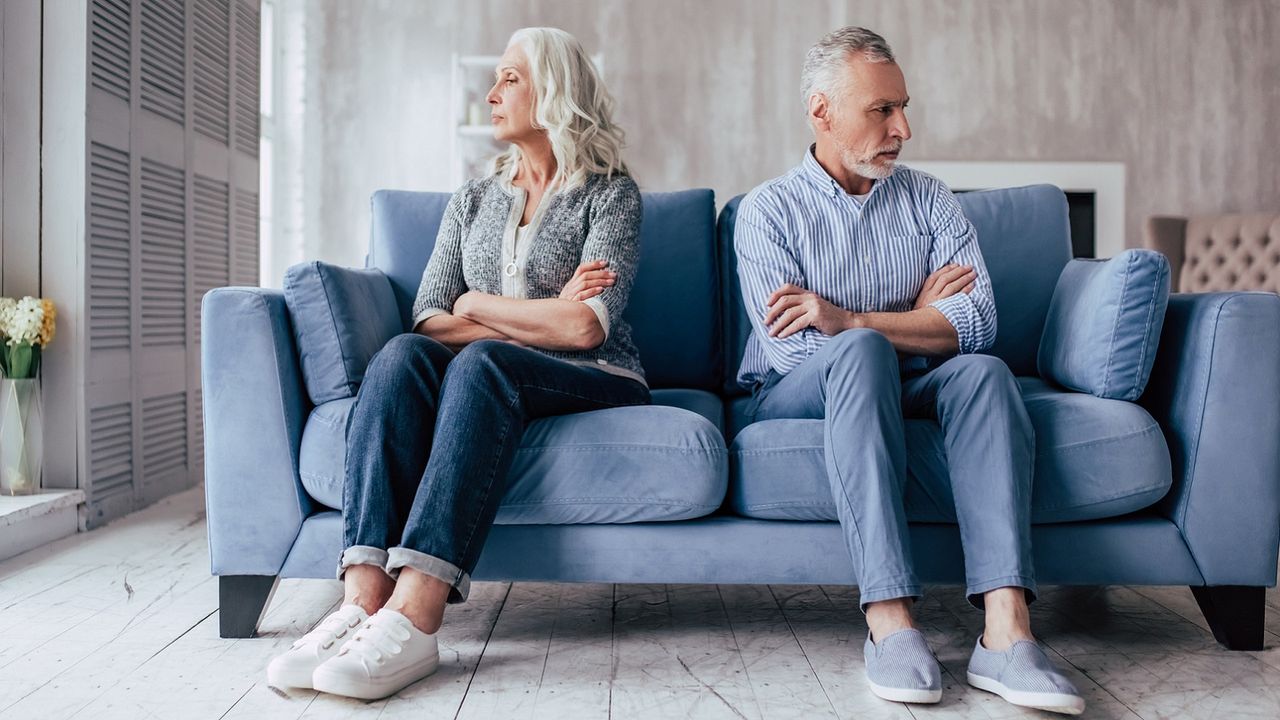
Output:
top-left (7, 343), bottom-right (33, 379)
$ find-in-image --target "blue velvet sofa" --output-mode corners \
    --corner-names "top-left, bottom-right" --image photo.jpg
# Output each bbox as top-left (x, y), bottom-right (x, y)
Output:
top-left (202, 184), bottom-right (1280, 649)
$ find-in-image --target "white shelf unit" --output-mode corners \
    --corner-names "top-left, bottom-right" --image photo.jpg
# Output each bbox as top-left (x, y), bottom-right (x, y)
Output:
top-left (450, 54), bottom-right (503, 187)
top-left (449, 52), bottom-right (604, 187)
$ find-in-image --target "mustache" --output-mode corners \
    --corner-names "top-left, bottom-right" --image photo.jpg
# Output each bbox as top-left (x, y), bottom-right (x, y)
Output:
top-left (875, 143), bottom-right (903, 155)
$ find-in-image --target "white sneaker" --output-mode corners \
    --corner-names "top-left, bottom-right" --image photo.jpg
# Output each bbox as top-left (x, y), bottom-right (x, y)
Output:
top-left (311, 608), bottom-right (440, 700)
top-left (266, 604), bottom-right (369, 689)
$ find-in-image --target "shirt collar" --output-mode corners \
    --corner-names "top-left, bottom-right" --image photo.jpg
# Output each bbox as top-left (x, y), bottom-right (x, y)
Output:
top-left (800, 144), bottom-right (894, 202)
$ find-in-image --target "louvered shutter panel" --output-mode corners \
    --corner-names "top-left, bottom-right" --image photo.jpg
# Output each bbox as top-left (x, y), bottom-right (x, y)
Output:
top-left (87, 135), bottom-right (137, 523)
top-left (142, 392), bottom-right (187, 501)
top-left (89, 403), bottom-right (135, 518)
top-left (193, 175), bottom-right (230, 343)
top-left (233, 1), bottom-right (260, 157)
top-left (90, 0), bottom-right (131, 103)
top-left (193, 0), bottom-right (230, 143)
top-left (89, 142), bottom-right (132, 351)
top-left (82, 0), bottom-right (259, 525)
top-left (192, 388), bottom-right (205, 470)
top-left (140, 0), bottom-right (186, 123)
top-left (232, 188), bottom-right (259, 285)
top-left (140, 158), bottom-right (186, 348)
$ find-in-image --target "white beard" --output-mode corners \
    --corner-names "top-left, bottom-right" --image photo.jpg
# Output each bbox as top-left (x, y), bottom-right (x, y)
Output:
top-left (852, 159), bottom-right (895, 179)
top-left (841, 145), bottom-right (898, 180)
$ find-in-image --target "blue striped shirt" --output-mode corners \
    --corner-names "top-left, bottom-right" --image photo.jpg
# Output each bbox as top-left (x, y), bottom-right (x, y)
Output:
top-left (735, 148), bottom-right (997, 388)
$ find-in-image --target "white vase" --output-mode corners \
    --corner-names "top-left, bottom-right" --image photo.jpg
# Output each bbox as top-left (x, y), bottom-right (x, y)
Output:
top-left (0, 378), bottom-right (43, 495)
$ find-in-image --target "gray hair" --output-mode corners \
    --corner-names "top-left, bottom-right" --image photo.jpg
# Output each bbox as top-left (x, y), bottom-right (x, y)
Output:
top-left (800, 26), bottom-right (896, 109)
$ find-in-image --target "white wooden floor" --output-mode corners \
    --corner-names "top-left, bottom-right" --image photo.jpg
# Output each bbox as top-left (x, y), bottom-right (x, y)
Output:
top-left (3, 486), bottom-right (1280, 719)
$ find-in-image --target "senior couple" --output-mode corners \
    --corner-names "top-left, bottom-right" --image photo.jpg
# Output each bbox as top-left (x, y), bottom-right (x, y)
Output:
top-left (266, 25), bottom-right (1085, 715)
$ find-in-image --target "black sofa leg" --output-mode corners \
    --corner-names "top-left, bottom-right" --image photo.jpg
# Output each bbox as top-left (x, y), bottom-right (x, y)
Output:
top-left (219, 575), bottom-right (280, 638)
top-left (1190, 585), bottom-right (1265, 651)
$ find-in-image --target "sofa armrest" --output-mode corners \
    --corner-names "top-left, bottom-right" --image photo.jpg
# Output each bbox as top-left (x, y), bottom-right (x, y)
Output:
top-left (202, 287), bottom-right (314, 576)
top-left (1139, 292), bottom-right (1280, 585)
top-left (1143, 216), bottom-right (1187, 291)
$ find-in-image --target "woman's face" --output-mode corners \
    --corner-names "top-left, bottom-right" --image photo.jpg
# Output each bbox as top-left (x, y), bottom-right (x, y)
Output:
top-left (487, 44), bottom-right (539, 144)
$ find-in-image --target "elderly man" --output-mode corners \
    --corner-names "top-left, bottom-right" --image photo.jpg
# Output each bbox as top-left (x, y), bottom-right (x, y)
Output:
top-left (734, 27), bottom-right (1084, 714)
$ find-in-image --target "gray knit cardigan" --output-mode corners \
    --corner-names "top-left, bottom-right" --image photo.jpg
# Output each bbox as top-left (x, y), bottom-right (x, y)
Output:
top-left (411, 172), bottom-right (646, 384)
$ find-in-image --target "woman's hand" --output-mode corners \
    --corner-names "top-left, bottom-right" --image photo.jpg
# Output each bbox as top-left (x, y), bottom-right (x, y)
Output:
top-left (913, 264), bottom-right (976, 310)
top-left (452, 290), bottom-right (484, 318)
top-left (559, 260), bottom-right (617, 302)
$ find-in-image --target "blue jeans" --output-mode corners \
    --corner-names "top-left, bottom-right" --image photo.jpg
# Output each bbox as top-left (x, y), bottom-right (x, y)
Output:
top-left (753, 329), bottom-right (1036, 608)
top-left (340, 334), bottom-right (650, 602)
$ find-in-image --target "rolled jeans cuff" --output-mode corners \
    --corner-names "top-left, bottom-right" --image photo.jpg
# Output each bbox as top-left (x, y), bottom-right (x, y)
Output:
top-left (337, 545), bottom-right (392, 581)
top-left (966, 575), bottom-right (1038, 609)
top-left (386, 547), bottom-right (471, 604)
top-left (858, 583), bottom-right (924, 611)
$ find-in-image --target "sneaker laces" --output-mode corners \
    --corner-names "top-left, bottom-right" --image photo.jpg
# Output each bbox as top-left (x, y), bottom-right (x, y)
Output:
top-left (293, 606), bottom-right (365, 650)
top-left (337, 612), bottom-right (413, 671)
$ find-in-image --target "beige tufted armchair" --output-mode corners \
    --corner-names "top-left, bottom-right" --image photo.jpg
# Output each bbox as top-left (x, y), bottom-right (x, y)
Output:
top-left (1144, 213), bottom-right (1280, 292)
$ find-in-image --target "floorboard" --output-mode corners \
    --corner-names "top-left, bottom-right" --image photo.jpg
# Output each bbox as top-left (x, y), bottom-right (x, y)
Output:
top-left (2, 485), bottom-right (1278, 720)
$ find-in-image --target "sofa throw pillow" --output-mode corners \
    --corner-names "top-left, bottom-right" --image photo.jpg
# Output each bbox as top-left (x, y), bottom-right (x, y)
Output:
top-left (283, 261), bottom-right (404, 404)
top-left (1037, 249), bottom-right (1171, 401)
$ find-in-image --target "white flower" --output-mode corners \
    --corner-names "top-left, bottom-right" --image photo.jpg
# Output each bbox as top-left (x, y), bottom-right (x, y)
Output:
top-left (0, 297), bottom-right (15, 340)
top-left (5, 297), bottom-right (43, 346)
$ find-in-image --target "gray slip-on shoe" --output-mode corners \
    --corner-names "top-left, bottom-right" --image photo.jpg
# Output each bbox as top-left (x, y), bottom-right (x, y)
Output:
top-left (863, 628), bottom-right (943, 704)
top-left (967, 637), bottom-right (1085, 715)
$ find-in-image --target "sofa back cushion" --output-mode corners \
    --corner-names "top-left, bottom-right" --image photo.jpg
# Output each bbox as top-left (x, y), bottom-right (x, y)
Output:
top-left (1038, 250), bottom-right (1171, 400)
top-left (718, 183), bottom-right (1071, 389)
top-left (283, 261), bottom-right (403, 404)
top-left (717, 197), bottom-right (751, 396)
top-left (628, 190), bottom-right (721, 389)
top-left (369, 190), bottom-right (452, 330)
top-left (959, 185), bottom-right (1073, 375)
top-left (370, 187), bottom-right (721, 390)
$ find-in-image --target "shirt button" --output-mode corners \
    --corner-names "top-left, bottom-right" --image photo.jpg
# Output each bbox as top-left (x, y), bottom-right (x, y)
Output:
top-left (863, 254), bottom-right (872, 265)
top-left (504, 262), bottom-right (518, 277)
top-left (597, 359), bottom-right (608, 365)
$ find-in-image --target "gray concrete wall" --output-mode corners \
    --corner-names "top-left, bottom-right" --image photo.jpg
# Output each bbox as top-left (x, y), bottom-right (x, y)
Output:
top-left (267, 0), bottom-right (1280, 280)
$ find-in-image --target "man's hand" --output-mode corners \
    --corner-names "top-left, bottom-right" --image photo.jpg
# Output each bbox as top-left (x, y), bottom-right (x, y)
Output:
top-left (913, 264), bottom-right (976, 310)
top-left (765, 283), bottom-right (853, 338)
top-left (559, 260), bottom-right (616, 302)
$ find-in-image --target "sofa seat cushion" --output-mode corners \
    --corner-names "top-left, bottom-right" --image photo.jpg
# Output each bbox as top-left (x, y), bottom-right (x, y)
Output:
top-left (650, 388), bottom-right (724, 434)
top-left (730, 376), bottom-right (1171, 523)
top-left (300, 398), bottom-right (727, 524)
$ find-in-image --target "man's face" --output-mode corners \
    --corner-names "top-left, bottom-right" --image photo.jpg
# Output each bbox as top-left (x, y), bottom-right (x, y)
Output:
top-left (820, 57), bottom-right (912, 180)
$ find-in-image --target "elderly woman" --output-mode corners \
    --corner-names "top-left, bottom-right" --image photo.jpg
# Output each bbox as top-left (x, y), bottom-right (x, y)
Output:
top-left (267, 27), bottom-right (647, 700)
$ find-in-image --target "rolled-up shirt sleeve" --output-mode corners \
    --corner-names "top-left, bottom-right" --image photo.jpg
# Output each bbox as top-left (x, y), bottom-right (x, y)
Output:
top-left (582, 296), bottom-right (611, 340)
top-left (926, 188), bottom-right (997, 354)
top-left (735, 199), bottom-right (821, 375)
top-left (411, 189), bottom-right (469, 328)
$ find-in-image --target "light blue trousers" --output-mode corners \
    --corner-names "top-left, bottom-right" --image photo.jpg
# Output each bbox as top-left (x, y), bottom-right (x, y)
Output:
top-left (754, 329), bottom-right (1036, 608)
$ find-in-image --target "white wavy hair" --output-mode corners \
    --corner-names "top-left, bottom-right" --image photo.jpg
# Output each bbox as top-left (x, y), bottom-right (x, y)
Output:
top-left (491, 27), bottom-right (629, 188)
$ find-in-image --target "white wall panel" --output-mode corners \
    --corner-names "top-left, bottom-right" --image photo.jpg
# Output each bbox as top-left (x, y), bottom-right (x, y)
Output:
top-left (270, 0), bottom-right (1280, 274)
top-left (2, 0), bottom-right (43, 299)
